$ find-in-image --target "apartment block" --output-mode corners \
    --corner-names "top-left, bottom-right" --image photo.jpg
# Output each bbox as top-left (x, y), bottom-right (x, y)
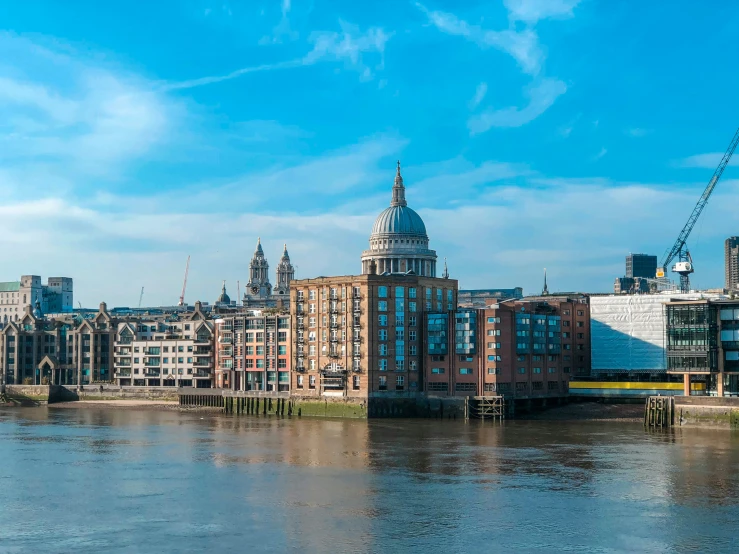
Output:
top-left (0, 302), bottom-right (113, 386)
top-left (290, 274), bottom-right (458, 399)
top-left (114, 302), bottom-right (214, 388)
top-left (0, 301), bottom-right (217, 388)
top-left (423, 295), bottom-right (590, 399)
top-left (214, 311), bottom-right (291, 392)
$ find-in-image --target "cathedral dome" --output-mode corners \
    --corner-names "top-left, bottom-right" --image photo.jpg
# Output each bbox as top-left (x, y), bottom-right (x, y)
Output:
top-left (371, 205), bottom-right (427, 237)
top-left (216, 281), bottom-right (230, 305)
top-left (361, 162), bottom-right (438, 277)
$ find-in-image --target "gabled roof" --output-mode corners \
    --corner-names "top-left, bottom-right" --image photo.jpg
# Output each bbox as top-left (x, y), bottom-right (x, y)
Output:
top-left (0, 320), bottom-right (19, 335)
top-left (118, 322), bottom-right (136, 335)
top-left (38, 355), bottom-right (59, 369)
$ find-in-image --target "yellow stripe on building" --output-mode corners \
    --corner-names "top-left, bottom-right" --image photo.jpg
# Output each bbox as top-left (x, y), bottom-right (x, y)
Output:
top-left (569, 381), bottom-right (684, 391)
top-left (569, 381), bottom-right (706, 391)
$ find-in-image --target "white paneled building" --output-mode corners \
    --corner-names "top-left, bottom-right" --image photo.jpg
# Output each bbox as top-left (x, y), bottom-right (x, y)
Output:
top-left (114, 303), bottom-right (214, 388)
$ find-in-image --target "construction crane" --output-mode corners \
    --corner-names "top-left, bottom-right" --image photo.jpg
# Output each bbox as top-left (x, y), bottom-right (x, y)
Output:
top-left (178, 255), bottom-right (190, 307)
top-left (657, 127), bottom-right (739, 292)
top-left (138, 287), bottom-right (144, 309)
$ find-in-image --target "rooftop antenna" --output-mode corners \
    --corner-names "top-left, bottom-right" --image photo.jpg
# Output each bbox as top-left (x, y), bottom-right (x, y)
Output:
top-left (138, 287), bottom-right (144, 308)
top-left (237, 280), bottom-right (241, 302)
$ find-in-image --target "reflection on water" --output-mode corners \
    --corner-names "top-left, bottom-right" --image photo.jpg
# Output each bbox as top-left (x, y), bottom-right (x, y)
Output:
top-left (1, 407), bottom-right (738, 553)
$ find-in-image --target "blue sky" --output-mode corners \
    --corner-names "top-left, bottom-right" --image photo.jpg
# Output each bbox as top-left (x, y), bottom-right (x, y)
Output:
top-left (1, 0), bottom-right (739, 306)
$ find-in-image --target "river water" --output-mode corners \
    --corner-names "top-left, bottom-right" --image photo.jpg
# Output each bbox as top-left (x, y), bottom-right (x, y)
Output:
top-left (0, 407), bottom-right (737, 553)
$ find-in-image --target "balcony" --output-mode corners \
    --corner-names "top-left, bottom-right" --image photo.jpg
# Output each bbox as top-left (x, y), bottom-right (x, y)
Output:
top-left (194, 360), bottom-right (212, 368)
top-left (144, 370), bottom-right (161, 377)
top-left (116, 370), bottom-right (132, 377)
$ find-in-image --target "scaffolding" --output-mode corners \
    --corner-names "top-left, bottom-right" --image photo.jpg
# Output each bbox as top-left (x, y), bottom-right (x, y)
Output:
top-left (464, 396), bottom-right (505, 421)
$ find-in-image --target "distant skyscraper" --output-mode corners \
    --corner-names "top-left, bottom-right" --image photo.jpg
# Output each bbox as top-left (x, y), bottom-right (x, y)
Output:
top-left (625, 254), bottom-right (657, 279)
top-left (725, 237), bottom-right (739, 290)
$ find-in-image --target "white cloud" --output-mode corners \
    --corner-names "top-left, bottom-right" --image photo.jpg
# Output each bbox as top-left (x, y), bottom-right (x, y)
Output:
top-left (626, 127), bottom-right (651, 137)
top-left (593, 147), bottom-right (608, 161)
top-left (169, 20), bottom-right (391, 90)
top-left (305, 21), bottom-right (392, 80)
top-left (678, 152), bottom-right (739, 169)
top-left (416, 3), bottom-right (544, 75)
top-left (427, 177), bottom-right (739, 293)
top-left (259, 0), bottom-right (299, 45)
top-left (0, 36), bottom-right (180, 181)
top-left (468, 78), bottom-right (567, 132)
top-left (468, 82), bottom-right (488, 110)
top-left (504, 0), bottom-right (582, 25)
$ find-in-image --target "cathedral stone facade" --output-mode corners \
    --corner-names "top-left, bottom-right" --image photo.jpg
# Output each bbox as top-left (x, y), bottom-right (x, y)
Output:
top-left (360, 162), bottom-right (438, 277)
top-left (243, 239), bottom-right (295, 308)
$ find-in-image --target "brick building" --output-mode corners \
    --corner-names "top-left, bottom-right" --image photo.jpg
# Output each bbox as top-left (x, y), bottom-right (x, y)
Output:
top-left (422, 295), bottom-right (591, 400)
top-left (214, 310), bottom-right (290, 392)
top-left (290, 274), bottom-right (458, 399)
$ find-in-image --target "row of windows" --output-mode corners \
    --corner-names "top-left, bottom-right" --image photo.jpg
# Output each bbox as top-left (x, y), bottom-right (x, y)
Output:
top-left (127, 357), bottom-right (194, 364)
top-left (379, 344), bottom-right (418, 355)
top-left (378, 315), bottom-right (418, 326)
top-left (128, 368), bottom-right (194, 375)
top-left (515, 367), bottom-right (563, 374)
top-left (430, 367), bottom-right (474, 375)
top-left (122, 345), bottom-right (195, 353)
top-left (378, 359), bottom-right (417, 371)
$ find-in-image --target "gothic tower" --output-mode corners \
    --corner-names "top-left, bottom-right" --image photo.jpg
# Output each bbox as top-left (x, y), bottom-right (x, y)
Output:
top-left (274, 244), bottom-right (295, 296)
top-left (245, 238), bottom-right (272, 303)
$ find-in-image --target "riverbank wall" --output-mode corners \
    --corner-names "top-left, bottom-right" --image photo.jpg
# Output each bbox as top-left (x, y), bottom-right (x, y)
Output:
top-left (2, 385), bottom-right (79, 405)
top-left (177, 389), bottom-right (466, 419)
top-left (645, 396), bottom-right (739, 429)
top-left (674, 397), bottom-right (739, 429)
top-left (1, 385), bottom-right (182, 406)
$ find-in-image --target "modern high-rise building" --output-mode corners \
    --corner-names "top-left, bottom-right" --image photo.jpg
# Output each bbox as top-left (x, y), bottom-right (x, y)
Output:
top-left (626, 254), bottom-right (658, 279)
top-left (724, 237), bottom-right (739, 290)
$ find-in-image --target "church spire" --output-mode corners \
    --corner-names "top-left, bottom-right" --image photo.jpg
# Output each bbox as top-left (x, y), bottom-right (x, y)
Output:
top-left (391, 160), bottom-right (407, 207)
top-left (542, 268), bottom-right (549, 295)
top-left (442, 257), bottom-right (449, 279)
top-left (255, 237), bottom-right (263, 254)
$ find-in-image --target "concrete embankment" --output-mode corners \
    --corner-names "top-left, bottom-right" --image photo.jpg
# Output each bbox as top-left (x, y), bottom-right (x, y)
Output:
top-left (644, 396), bottom-right (739, 429)
top-left (1, 384), bottom-right (181, 407)
top-left (673, 397), bottom-right (739, 429)
top-left (178, 389), bottom-right (467, 419)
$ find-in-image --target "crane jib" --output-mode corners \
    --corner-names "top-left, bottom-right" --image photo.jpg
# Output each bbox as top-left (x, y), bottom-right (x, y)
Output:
top-left (658, 127), bottom-right (739, 280)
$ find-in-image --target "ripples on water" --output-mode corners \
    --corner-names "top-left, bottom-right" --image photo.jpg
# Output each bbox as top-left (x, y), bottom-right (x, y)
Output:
top-left (0, 407), bottom-right (737, 553)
